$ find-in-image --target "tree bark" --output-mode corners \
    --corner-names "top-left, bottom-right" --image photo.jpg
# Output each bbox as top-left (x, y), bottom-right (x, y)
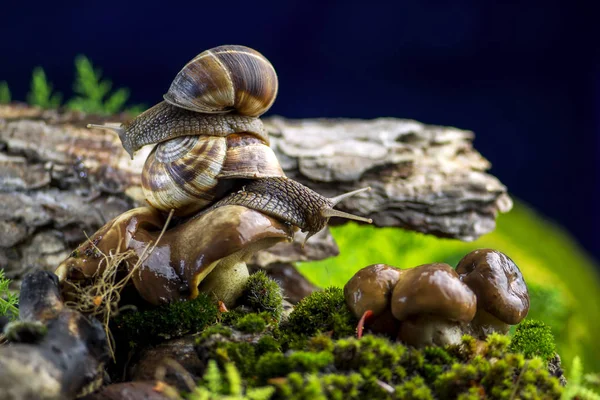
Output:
top-left (0, 104), bottom-right (511, 278)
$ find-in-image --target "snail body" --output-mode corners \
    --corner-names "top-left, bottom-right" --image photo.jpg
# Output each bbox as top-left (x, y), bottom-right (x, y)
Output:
top-left (89, 45), bottom-right (372, 239)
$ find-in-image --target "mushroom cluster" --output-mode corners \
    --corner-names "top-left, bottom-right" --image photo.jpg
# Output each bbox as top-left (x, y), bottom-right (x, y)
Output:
top-left (344, 249), bottom-right (530, 347)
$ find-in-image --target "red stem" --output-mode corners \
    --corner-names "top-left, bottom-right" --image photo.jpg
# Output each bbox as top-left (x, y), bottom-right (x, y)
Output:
top-left (356, 310), bottom-right (374, 339)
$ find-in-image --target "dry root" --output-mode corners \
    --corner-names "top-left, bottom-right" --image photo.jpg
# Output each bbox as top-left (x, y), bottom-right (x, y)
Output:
top-left (63, 210), bottom-right (174, 359)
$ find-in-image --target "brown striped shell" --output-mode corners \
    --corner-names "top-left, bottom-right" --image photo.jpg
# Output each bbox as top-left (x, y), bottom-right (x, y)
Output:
top-left (164, 45), bottom-right (278, 117)
top-left (141, 134), bottom-right (284, 216)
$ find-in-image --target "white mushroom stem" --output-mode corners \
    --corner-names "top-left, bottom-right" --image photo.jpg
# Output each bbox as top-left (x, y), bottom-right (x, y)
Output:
top-left (197, 260), bottom-right (249, 308)
top-left (468, 308), bottom-right (511, 339)
top-left (397, 315), bottom-right (467, 347)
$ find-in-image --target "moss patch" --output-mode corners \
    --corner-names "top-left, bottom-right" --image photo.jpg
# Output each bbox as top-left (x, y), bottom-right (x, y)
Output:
top-left (194, 330), bottom-right (563, 399)
top-left (279, 287), bottom-right (356, 349)
top-left (239, 270), bottom-right (284, 321)
top-left (113, 293), bottom-right (218, 343)
top-left (509, 319), bottom-right (556, 362)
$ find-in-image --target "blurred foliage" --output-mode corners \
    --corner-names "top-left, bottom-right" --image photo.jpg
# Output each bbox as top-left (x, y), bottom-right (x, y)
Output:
top-left (0, 81), bottom-right (10, 103)
top-left (562, 357), bottom-right (600, 399)
top-left (188, 360), bottom-right (275, 400)
top-left (66, 55), bottom-right (144, 115)
top-left (26, 67), bottom-right (62, 108)
top-left (297, 200), bottom-right (600, 372)
top-left (6, 57), bottom-right (144, 114)
top-left (0, 269), bottom-right (18, 321)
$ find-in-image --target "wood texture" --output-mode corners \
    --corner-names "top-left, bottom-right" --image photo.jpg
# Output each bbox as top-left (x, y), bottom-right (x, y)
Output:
top-left (0, 104), bottom-right (511, 278)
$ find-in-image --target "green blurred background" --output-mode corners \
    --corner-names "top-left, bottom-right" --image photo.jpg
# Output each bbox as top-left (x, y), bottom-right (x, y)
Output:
top-left (297, 199), bottom-right (600, 372)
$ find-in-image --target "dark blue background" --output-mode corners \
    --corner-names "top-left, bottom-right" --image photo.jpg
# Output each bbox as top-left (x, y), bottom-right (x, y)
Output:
top-left (2, 1), bottom-right (598, 263)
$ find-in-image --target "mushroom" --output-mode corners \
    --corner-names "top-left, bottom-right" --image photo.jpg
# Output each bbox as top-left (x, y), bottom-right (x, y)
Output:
top-left (456, 249), bottom-right (530, 338)
top-left (56, 205), bottom-right (294, 307)
top-left (344, 264), bottom-right (402, 338)
top-left (390, 263), bottom-right (477, 347)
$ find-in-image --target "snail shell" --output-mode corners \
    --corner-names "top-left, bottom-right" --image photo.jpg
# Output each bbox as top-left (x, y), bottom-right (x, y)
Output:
top-left (164, 45), bottom-right (278, 117)
top-left (142, 133), bottom-right (283, 215)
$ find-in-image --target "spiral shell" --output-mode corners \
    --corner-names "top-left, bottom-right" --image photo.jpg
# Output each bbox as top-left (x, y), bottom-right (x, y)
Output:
top-left (163, 45), bottom-right (278, 117)
top-left (141, 134), bottom-right (284, 216)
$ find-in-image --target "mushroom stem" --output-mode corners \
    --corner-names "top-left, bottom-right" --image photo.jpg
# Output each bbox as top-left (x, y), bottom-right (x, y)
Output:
top-left (397, 315), bottom-right (466, 348)
top-left (468, 308), bottom-right (510, 338)
top-left (197, 260), bottom-right (249, 308)
top-left (356, 309), bottom-right (374, 339)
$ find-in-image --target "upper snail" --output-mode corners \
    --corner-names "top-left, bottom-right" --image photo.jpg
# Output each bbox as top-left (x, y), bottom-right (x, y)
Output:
top-left (88, 45), bottom-right (372, 242)
top-left (164, 44), bottom-right (278, 117)
top-left (90, 45), bottom-right (278, 158)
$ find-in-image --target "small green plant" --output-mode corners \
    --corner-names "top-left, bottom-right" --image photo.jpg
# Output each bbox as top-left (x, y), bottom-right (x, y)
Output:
top-left (26, 67), bottom-right (62, 108)
top-left (188, 360), bottom-right (274, 400)
top-left (562, 357), bottom-right (600, 400)
top-left (0, 81), bottom-right (10, 103)
top-left (0, 269), bottom-right (18, 321)
top-left (66, 55), bottom-right (133, 115)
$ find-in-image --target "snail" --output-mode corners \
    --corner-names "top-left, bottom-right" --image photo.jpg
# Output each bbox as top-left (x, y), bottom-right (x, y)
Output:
top-left (88, 45), bottom-right (372, 242)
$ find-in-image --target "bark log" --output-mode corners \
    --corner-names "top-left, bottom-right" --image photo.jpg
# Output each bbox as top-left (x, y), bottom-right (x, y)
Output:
top-left (0, 104), bottom-right (512, 278)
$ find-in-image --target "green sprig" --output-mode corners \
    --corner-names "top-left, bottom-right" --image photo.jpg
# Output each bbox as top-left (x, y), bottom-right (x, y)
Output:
top-left (26, 67), bottom-right (62, 108)
top-left (0, 269), bottom-right (19, 321)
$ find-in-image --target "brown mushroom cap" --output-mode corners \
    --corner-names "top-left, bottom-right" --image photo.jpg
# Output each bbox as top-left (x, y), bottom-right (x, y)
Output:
top-left (391, 263), bottom-right (476, 323)
top-left (456, 249), bottom-right (529, 325)
top-left (55, 207), bottom-right (165, 281)
top-left (57, 205), bottom-right (293, 306)
top-left (344, 264), bottom-right (403, 318)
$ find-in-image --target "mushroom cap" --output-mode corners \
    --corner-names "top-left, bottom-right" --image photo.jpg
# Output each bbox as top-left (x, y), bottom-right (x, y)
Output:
top-left (55, 207), bottom-right (166, 282)
top-left (344, 264), bottom-right (403, 318)
top-left (57, 205), bottom-right (293, 305)
top-left (456, 249), bottom-right (529, 325)
top-left (390, 263), bottom-right (476, 323)
top-left (161, 205), bottom-right (294, 300)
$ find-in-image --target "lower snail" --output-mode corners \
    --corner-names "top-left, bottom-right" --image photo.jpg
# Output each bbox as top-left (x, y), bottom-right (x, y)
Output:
top-left (89, 44), bottom-right (372, 242)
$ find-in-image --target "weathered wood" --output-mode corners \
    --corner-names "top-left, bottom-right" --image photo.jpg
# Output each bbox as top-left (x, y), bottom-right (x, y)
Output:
top-left (0, 271), bottom-right (109, 399)
top-left (0, 104), bottom-right (511, 278)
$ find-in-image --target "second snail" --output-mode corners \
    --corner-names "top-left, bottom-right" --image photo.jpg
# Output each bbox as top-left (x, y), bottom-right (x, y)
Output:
top-left (57, 45), bottom-right (373, 306)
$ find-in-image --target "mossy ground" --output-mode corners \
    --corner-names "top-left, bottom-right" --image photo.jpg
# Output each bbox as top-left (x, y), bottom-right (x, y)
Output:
top-left (115, 274), bottom-right (567, 399)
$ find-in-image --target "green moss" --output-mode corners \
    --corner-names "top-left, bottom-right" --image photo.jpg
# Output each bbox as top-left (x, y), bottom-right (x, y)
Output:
top-left (240, 271), bottom-right (284, 321)
top-left (486, 333), bottom-right (511, 358)
top-left (280, 287), bottom-right (356, 349)
top-left (113, 293), bottom-right (218, 343)
top-left (235, 313), bottom-right (268, 334)
top-left (190, 324), bottom-right (562, 399)
top-left (271, 372), bottom-right (365, 400)
top-left (199, 324), bottom-right (234, 341)
top-left (394, 376), bottom-right (434, 400)
top-left (509, 319), bottom-right (556, 362)
top-left (333, 335), bottom-right (406, 383)
top-left (256, 351), bottom-right (334, 384)
top-left (256, 335), bottom-right (281, 355)
top-left (215, 341), bottom-right (257, 378)
top-left (307, 335), bottom-right (335, 353)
